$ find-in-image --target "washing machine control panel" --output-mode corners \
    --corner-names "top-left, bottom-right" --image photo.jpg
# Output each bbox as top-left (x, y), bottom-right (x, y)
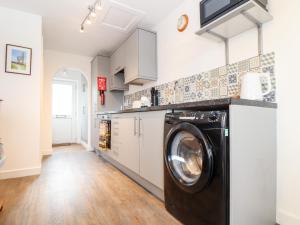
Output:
top-left (196, 112), bottom-right (220, 122)
top-left (166, 111), bottom-right (227, 126)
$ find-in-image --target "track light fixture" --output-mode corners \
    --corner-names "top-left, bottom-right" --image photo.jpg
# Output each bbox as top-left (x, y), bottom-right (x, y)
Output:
top-left (91, 9), bottom-right (97, 18)
top-left (80, 25), bottom-right (85, 33)
top-left (86, 17), bottom-right (92, 25)
top-left (95, 1), bottom-right (103, 10)
top-left (80, 0), bottom-right (103, 33)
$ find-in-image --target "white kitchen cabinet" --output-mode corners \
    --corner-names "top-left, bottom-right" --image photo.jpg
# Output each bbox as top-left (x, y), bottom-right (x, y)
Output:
top-left (110, 45), bottom-right (129, 91)
top-left (124, 29), bottom-right (157, 85)
top-left (139, 111), bottom-right (166, 190)
top-left (111, 113), bottom-right (140, 174)
top-left (110, 44), bottom-right (125, 75)
top-left (110, 116), bottom-right (120, 161)
top-left (111, 111), bottom-right (166, 190)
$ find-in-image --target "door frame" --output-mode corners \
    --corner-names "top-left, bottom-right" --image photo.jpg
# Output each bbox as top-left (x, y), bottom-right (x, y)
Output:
top-left (52, 78), bottom-right (78, 144)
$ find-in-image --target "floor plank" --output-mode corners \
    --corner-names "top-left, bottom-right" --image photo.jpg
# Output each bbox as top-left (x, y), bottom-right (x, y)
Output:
top-left (0, 145), bottom-right (181, 225)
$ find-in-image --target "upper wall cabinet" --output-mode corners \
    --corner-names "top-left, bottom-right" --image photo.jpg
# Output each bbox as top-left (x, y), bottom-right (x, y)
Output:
top-left (110, 45), bottom-right (128, 91)
top-left (111, 44), bottom-right (125, 75)
top-left (124, 29), bottom-right (157, 85)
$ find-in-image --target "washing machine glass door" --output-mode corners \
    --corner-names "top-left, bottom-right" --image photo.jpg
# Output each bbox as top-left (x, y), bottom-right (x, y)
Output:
top-left (165, 122), bottom-right (213, 193)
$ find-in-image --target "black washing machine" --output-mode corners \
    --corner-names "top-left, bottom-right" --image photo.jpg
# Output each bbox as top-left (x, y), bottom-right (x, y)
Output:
top-left (164, 110), bottom-right (229, 225)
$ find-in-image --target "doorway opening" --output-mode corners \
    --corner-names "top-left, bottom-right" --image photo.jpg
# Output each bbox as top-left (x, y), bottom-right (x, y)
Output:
top-left (52, 69), bottom-right (88, 150)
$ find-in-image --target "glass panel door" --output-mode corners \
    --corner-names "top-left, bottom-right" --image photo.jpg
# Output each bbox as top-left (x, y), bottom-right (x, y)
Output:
top-left (52, 80), bottom-right (76, 145)
top-left (168, 131), bottom-right (204, 186)
top-left (52, 83), bottom-right (73, 118)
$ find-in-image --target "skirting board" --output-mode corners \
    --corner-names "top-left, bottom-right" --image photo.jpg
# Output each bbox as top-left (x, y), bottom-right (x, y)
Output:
top-left (277, 209), bottom-right (300, 225)
top-left (41, 148), bottom-right (53, 156)
top-left (0, 166), bottom-right (41, 180)
top-left (80, 141), bottom-right (93, 152)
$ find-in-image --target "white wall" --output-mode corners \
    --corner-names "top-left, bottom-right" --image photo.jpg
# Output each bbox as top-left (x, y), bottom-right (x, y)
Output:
top-left (127, 0), bottom-right (300, 224)
top-left (0, 7), bottom-right (43, 179)
top-left (42, 50), bottom-right (92, 155)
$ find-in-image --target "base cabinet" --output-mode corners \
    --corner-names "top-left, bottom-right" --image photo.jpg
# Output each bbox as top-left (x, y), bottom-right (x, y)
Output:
top-left (111, 113), bottom-right (140, 174)
top-left (111, 111), bottom-right (166, 190)
top-left (139, 111), bottom-right (165, 190)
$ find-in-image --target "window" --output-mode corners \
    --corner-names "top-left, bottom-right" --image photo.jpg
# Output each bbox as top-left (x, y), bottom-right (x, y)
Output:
top-left (52, 83), bottom-right (73, 116)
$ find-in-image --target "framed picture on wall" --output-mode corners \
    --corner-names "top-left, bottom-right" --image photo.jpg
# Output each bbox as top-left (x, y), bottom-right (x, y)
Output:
top-left (5, 44), bottom-right (32, 75)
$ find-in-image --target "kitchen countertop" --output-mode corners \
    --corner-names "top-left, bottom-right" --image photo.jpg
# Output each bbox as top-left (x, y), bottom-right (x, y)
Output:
top-left (96, 98), bottom-right (277, 115)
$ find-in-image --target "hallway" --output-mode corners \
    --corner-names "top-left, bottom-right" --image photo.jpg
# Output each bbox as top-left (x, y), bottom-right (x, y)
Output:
top-left (0, 146), bottom-right (181, 225)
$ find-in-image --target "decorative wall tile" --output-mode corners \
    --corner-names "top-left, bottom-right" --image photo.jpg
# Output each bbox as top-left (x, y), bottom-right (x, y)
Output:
top-left (196, 73), bottom-right (204, 81)
top-left (124, 52), bottom-right (276, 109)
top-left (211, 88), bottom-right (220, 99)
top-left (228, 74), bottom-right (238, 84)
top-left (219, 76), bottom-right (228, 87)
top-left (238, 60), bottom-right (250, 73)
top-left (220, 87), bottom-right (228, 97)
top-left (219, 66), bottom-right (227, 76)
top-left (197, 91), bottom-right (204, 100)
top-left (210, 68), bottom-right (219, 79)
top-left (249, 67), bottom-right (262, 73)
top-left (261, 52), bottom-right (275, 67)
top-left (228, 84), bottom-right (239, 97)
top-left (196, 80), bottom-right (204, 92)
top-left (204, 89), bottom-right (211, 99)
top-left (203, 80), bottom-right (210, 89)
top-left (228, 63), bottom-right (238, 74)
top-left (203, 72), bottom-right (210, 79)
top-left (210, 78), bottom-right (219, 88)
top-left (250, 56), bottom-right (260, 69)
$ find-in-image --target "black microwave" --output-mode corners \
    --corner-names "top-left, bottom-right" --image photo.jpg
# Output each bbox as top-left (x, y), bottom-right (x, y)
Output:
top-left (200, 0), bottom-right (268, 27)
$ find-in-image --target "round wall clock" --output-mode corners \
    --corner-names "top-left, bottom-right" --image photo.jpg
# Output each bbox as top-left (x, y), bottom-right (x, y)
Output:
top-left (177, 14), bottom-right (189, 32)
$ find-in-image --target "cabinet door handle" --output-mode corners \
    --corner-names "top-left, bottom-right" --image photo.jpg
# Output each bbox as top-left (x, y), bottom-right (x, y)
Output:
top-left (134, 118), bottom-right (137, 136)
top-left (139, 118), bottom-right (142, 136)
top-left (133, 118), bottom-right (136, 136)
top-left (115, 66), bottom-right (121, 72)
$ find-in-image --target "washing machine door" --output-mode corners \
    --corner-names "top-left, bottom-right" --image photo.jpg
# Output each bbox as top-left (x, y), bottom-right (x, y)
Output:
top-left (164, 122), bottom-right (214, 193)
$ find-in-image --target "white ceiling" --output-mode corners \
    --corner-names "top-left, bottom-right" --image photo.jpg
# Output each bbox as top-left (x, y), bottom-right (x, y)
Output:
top-left (0, 0), bottom-right (184, 57)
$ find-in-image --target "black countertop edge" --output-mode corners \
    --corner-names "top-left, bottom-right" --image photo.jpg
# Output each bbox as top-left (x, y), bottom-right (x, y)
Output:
top-left (96, 98), bottom-right (277, 115)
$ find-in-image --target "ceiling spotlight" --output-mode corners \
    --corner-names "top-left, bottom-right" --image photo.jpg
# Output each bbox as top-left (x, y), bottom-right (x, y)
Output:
top-left (86, 17), bottom-right (92, 25)
top-left (80, 25), bottom-right (84, 33)
top-left (91, 9), bottom-right (97, 18)
top-left (95, 1), bottom-right (103, 10)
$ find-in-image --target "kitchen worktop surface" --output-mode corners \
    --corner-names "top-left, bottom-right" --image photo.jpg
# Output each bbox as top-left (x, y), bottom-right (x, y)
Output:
top-left (96, 98), bottom-right (277, 115)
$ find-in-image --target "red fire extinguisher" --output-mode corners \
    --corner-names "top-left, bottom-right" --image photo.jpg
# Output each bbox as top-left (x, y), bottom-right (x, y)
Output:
top-left (97, 76), bottom-right (107, 105)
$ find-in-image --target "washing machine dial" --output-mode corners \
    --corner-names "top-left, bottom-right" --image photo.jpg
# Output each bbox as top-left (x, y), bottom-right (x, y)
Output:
top-left (208, 113), bottom-right (218, 122)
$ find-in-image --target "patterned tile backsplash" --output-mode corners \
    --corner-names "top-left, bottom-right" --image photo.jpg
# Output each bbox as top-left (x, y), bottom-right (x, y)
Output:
top-left (124, 52), bottom-right (276, 109)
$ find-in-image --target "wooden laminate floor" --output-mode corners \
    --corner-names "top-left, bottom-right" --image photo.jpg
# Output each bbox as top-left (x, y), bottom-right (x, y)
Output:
top-left (0, 145), bottom-right (181, 225)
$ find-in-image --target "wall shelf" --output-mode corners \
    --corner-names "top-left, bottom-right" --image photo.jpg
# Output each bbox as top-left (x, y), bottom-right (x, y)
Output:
top-left (196, 0), bottom-right (273, 41)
